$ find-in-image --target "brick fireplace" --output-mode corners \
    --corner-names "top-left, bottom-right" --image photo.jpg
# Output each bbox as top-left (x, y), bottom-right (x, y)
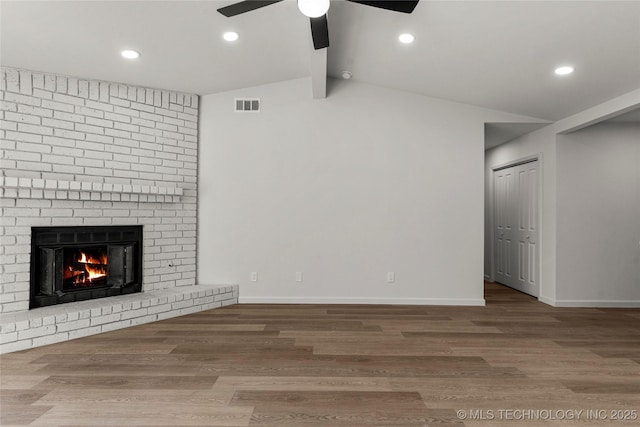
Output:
top-left (0, 67), bottom-right (238, 353)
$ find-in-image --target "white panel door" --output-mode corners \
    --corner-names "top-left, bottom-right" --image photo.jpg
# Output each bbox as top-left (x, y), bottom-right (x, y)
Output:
top-left (513, 162), bottom-right (539, 297)
top-left (494, 167), bottom-right (515, 287)
top-left (493, 160), bottom-right (539, 297)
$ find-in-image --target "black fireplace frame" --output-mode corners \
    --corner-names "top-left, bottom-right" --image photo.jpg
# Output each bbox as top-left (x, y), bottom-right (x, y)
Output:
top-left (30, 225), bottom-right (143, 309)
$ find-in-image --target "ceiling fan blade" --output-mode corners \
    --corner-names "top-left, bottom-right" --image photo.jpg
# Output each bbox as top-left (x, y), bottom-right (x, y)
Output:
top-left (346, 1), bottom-right (419, 14)
top-left (217, 0), bottom-right (284, 17)
top-left (310, 15), bottom-right (329, 50)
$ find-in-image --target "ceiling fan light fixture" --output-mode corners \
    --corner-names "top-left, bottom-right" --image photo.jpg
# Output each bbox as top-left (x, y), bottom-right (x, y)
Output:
top-left (120, 49), bottom-right (140, 59)
top-left (554, 65), bottom-right (575, 76)
top-left (298, 0), bottom-right (330, 18)
top-left (398, 33), bottom-right (415, 44)
top-left (223, 31), bottom-right (239, 42)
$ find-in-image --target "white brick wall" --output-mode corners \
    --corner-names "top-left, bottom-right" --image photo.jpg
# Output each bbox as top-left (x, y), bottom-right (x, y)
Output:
top-left (0, 66), bottom-right (199, 313)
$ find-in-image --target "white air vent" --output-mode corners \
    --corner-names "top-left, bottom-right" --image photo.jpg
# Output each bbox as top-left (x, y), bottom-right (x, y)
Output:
top-left (235, 98), bottom-right (260, 112)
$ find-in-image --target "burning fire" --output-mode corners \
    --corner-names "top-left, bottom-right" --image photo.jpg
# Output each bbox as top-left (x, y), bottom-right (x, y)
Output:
top-left (78, 251), bottom-right (107, 265)
top-left (67, 250), bottom-right (108, 285)
top-left (82, 263), bottom-right (107, 281)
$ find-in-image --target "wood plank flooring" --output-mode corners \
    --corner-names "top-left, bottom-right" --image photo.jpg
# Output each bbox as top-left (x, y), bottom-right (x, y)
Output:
top-left (1, 282), bottom-right (639, 426)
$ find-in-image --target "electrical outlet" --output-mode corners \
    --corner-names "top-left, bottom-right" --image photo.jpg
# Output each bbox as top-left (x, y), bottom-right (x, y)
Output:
top-left (250, 272), bottom-right (258, 282)
top-left (387, 272), bottom-right (395, 283)
top-left (296, 272), bottom-right (303, 282)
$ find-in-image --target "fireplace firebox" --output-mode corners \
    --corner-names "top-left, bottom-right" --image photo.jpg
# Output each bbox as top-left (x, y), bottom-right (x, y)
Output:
top-left (30, 226), bottom-right (143, 309)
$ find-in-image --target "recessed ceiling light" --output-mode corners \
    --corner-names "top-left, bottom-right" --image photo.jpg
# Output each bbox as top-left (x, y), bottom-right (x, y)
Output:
top-left (398, 33), bottom-right (415, 44)
top-left (121, 50), bottom-right (140, 59)
top-left (342, 71), bottom-right (352, 80)
top-left (223, 31), bottom-right (239, 42)
top-left (554, 66), bottom-right (574, 76)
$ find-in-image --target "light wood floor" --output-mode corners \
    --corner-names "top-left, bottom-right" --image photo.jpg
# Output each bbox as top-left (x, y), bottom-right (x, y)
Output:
top-left (1, 282), bottom-right (639, 426)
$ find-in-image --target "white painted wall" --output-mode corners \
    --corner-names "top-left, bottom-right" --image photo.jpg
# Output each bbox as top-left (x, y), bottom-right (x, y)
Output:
top-left (556, 122), bottom-right (640, 304)
top-left (199, 78), bottom-right (533, 305)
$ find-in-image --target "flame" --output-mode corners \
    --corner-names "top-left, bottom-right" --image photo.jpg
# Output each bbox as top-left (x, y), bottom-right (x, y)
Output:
top-left (77, 251), bottom-right (107, 265)
top-left (84, 263), bottom-right (107, 281)
top-left (71, 250), bottom-right (108, 284)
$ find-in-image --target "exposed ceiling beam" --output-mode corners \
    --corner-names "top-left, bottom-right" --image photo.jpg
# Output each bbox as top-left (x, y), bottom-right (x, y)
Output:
top-left (555, 88), bottom-right (640, 134)
top-left (310, 47), bottom-right (327, 99)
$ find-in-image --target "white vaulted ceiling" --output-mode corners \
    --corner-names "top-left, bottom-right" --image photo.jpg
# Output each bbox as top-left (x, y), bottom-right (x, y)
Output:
top-left (1, 0), bottom-right (639, 121)
top-left (0, 1), bottom-right (312, 95)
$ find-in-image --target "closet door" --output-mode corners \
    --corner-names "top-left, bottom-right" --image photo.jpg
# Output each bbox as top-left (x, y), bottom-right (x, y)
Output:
top-left (493, 160), bottom-right (539, 297)
top-left (494, 167), bottom-right (516, 287)
top-left (513, 162), bottom-right (539, 296)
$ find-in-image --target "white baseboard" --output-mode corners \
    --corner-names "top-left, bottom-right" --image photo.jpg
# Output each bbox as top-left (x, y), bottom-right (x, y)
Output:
top-left (539, 297), bottom-right (640, 308)
top-left (538, 295), bottom-right (556, 306)
top-left (239, 296), bottom-right (486, 306)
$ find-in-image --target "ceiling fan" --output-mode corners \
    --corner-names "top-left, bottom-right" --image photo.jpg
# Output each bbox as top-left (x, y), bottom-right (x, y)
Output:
top-left (217, 0), bottom-right (420, 50)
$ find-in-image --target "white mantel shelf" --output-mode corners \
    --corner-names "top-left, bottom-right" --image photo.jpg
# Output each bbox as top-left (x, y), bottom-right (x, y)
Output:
top-left (0, 176), bottom-right (183, 203)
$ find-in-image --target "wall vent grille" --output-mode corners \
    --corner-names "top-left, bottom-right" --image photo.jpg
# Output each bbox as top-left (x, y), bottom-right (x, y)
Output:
top-left (235, 98), bottom-right (260, 112)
